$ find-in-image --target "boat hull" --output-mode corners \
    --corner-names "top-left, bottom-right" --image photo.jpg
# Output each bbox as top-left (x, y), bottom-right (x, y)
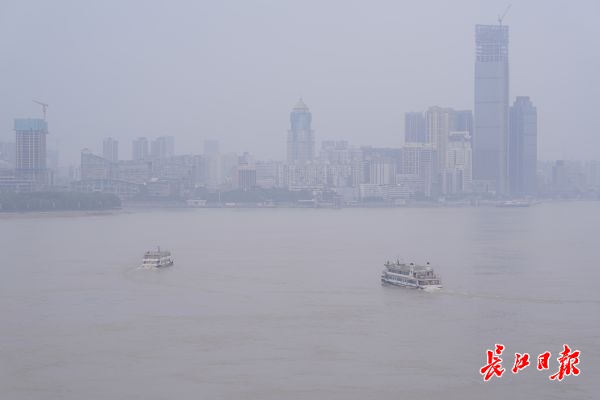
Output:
top-left (381, 276), bottom-right (442, 290)
top-left (140, 261), bottom-right (174, 268)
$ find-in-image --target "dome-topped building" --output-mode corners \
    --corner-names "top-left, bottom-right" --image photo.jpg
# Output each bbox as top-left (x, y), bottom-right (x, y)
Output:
top-left (292, 98), bottom-right (309, 111)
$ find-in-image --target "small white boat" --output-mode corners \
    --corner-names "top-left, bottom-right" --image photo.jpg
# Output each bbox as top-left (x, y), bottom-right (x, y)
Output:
top-left (141, 247), bottom-right (173, 268)
top-left (381, 260), bottom-right (442, 290)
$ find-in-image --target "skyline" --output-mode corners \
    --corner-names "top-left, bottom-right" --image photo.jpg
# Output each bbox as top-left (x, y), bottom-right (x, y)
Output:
top-left (1, 3), bottom-right (598, 399)
top-left (1, 1), bottom-right (599, 165)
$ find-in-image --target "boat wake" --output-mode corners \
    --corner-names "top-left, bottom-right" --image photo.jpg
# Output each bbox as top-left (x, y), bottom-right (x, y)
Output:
top-left (440, 289), bottom-right (599, 305)
top-left (136, 265), bottom-right (161, 271)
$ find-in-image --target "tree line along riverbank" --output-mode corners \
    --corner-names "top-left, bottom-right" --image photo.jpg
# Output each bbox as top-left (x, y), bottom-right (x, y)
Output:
top-left (0, 192), bottom-right (121, 212)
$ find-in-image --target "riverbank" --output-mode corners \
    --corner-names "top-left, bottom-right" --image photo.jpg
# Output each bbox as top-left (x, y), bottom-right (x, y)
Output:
top-left (0, 192), bottom-right (121, 212)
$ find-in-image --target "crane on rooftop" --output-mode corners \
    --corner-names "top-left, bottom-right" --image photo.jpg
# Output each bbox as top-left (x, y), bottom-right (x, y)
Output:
top-left (498, 5), bottom-right (511, 26)
top-left (33, 100), bottom-right (49, 121)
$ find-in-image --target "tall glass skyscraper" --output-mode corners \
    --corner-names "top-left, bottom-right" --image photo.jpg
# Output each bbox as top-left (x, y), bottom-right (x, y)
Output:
top-left (287, 99), bottom-right (314, 164)
top-left (473, 24), bottom-right (509, 194)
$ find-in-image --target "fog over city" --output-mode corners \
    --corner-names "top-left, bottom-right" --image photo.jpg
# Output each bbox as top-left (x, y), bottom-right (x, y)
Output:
top-left (2, 2), bottom-right (600, 399)
top-left (1, 0), bottom-right (599, 164)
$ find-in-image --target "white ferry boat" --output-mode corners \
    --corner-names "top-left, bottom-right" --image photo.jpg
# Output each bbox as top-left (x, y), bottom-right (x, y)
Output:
top-left (141, 247), bottom-right (174, 268)
top-left (381, 260), bottom-right (442, 290)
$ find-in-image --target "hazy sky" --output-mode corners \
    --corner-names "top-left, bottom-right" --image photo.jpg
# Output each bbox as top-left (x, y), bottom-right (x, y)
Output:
top-left (1, 0), bottom-right (598, 165)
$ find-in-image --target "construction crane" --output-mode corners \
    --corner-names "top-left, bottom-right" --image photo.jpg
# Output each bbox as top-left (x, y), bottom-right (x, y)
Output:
top-left (33, 100), bottom-right (49, 120)
top-left (498, 5), bottom-right (511, 26)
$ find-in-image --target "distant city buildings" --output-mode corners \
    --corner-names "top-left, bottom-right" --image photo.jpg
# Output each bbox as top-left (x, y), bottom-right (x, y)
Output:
top-left (102, 137), bottom-right (119, 162)
top-left (586, 161), bottom-right (600, 190)
top-left (425, 106), bottom-right (455, 174)
top-left (287, 99), bottom-right (315, 164)
top-left (151, 136), bottom-right (175, 159)
top-left (237, 165), bottom-right (257, 191)
top-left (397, 144), bottom-right (436, 198)
top-left (406, 107), bottom-right (471, 150)
top-left (14, 91), bottom-right (595, 202)
top-left (132, 137), bottom-right (149, 160)
top-left (254, 161), bottom-right (277, 189)
top-left (81, 149), bottom-right (114, 181)
top-left (509, 96), bottom-right (537, 196)
top-left (200, 140), bottom-right (219, 187)
top-left (79, 145), bottom-right (118, 191)
top-left (9, 22), bottom-right (600, 203)
top-left (444, 131), bottom-right (473, 194)
top-left (473, 24), bottom-right (510, 194)
top-left (78, 145), bottom-right (203, 199)
top-left (402, 107), bottom-right (474, 196)
top-left (118, 160), bottom-right (152, 184)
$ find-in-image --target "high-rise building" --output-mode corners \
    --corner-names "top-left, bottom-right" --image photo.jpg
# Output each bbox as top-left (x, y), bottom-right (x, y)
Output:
top-left (473, 24), bottom-right (509, 194)
top-left (444, 131), bottom-right (473, 194)
top-left (132, 137), bottom-right (149, 160)
top-left (425, 106), bottom-right (456, 173)
top-left (402, 107), bottom-right (473, 196)
top-left (15, 118), bottom-right (49, 184)
top-left (103, 137), bottom-right (119, 161)
top-left (151, 136), bottom-right (175, 159)
top-left (287, 99), bottom-right (314, 164)
top-left (509, 96), bottom-right (537, 196)
top-left (405, 112), bottom-right (426, 143)
top-left (397, 144), bottom-right (436, 198)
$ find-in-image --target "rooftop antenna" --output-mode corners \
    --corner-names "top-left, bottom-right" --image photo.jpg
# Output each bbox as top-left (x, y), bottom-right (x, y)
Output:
top-left (33, 100), bottom-right (49, 121)
top-left (498, 4), bottom-right (511, 26)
